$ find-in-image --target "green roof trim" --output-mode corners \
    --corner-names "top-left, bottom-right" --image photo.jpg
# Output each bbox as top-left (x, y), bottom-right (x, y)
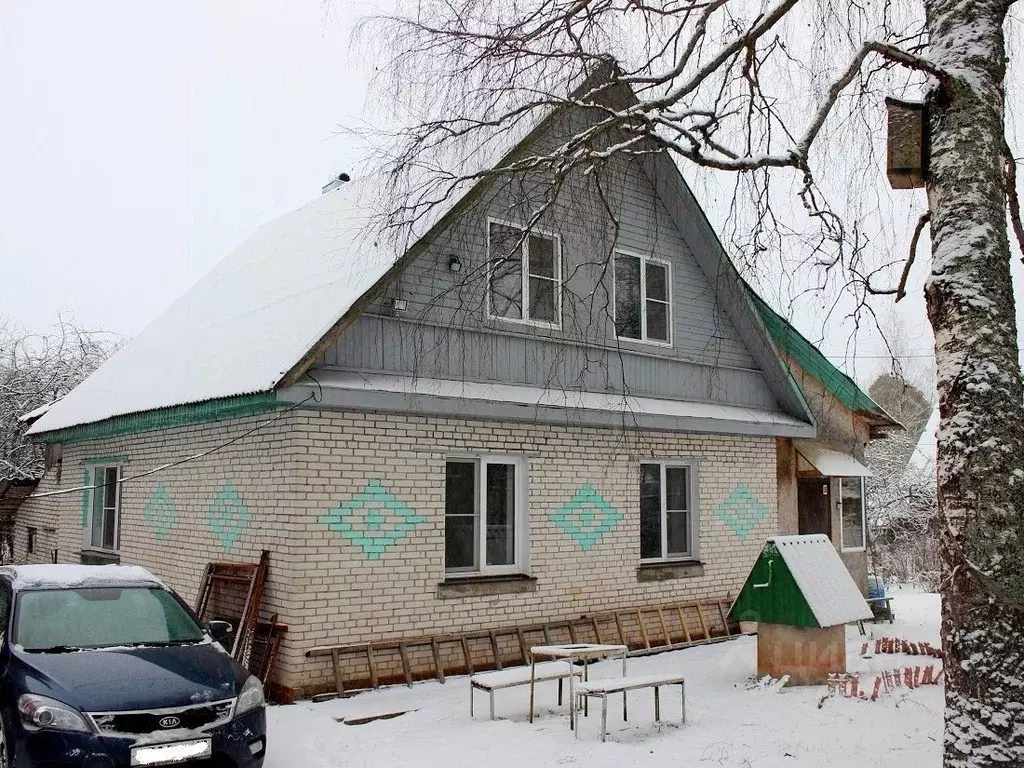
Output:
top-left (36, 393), bottom-right (282, 445)
top-left (728, 542), bottom-right (821, 628)
top-left (746, 289), bottom-right (890, 420)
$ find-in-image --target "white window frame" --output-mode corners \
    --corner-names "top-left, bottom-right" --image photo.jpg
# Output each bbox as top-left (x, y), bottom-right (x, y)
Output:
top-left (612, 249), bottom-right (673, 347)
top-left (485, 217), bottom-right (562, 329)
top-left (839, 476), bottom-right (867, 552)
top-left (639, 460), bottom-right (699, 562)
top-left (444, 454), bottom-right (530, 577)
top-left (84, 465), bottom-right (122, 553)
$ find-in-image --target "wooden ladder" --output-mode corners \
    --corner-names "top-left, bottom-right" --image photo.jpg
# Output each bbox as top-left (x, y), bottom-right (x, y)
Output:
top-left (307, 595), bottom-right (738, 699)
top-left (194, 550), bottom-right (270, 667)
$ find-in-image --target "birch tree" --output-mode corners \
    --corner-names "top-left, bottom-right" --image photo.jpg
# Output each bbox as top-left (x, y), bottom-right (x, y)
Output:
top-left (365, 0), bottom-right (1024, 763)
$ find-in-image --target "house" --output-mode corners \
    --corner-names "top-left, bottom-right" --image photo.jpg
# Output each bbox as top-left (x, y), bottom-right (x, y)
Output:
top-left (16, 80), bottom-right (897, 699)
top-left (0, 479), bottom-right (40, 565)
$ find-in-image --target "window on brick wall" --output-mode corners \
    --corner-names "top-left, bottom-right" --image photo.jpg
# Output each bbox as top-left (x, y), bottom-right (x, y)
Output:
top-left (639, 461), bottom-right (699, 561)
top-left (445, 455), bottom-right (528, 576)
top-left (86, 466), bottom-right (121, 552)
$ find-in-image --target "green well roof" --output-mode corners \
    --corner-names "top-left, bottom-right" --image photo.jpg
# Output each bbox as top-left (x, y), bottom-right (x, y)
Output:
top-left (729, 535), bottom-right (872, 628)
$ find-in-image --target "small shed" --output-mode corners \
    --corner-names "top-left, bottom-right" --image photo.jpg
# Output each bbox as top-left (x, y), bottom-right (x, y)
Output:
top-left (729, 534), bottom-right (872, 685)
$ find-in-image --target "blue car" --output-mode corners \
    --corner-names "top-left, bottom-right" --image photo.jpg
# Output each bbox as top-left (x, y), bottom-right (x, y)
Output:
top-left (0, 564), bottom-right (266, 768)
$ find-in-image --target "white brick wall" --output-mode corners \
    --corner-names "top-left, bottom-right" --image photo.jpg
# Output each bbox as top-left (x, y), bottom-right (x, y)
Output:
top-left (16, 408), bottom-right (779, 698)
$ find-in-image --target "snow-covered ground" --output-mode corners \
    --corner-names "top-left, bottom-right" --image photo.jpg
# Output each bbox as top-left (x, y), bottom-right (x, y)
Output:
top-left (264, 593), bottom-right (942, 767)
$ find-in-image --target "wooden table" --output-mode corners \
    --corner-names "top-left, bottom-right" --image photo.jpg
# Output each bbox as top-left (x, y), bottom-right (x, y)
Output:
top-left (528, 643), bottom-right (628, 729)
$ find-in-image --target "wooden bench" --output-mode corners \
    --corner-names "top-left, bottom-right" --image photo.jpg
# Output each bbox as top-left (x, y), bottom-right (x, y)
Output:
top-left (573, 673), bottom-right (686, 742)
top-left (470, 661), bottom-right (581, 720)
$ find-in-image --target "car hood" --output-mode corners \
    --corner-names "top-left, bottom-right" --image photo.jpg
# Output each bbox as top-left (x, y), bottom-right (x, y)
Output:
top-left (10, 642), bottom-right (246, 712)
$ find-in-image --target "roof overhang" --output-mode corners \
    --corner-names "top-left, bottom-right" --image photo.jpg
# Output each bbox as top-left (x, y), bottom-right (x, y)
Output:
top-left (279, 371), bottom-right (816, 438)
top-left (794, 440), bottom-right (871, 477)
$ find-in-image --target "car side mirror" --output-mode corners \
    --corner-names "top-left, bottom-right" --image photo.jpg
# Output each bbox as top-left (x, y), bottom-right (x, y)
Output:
top-left (207, 620), bottom-right (233, 642)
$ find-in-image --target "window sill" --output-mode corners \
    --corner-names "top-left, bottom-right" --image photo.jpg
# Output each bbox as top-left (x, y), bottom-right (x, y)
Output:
top-left (80, 549), bottom-right (120, 566)
top-left (613, 334), bottom-right (673, 349)
top-left (487, 314), bottom-right (562, 332)
top-left (436, 574), bottom-right (537, 599)
top-left (637, 560), bottom-right (704, 582)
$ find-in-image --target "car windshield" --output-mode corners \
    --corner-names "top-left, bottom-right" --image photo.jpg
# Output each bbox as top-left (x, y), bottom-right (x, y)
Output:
top-left (13, 587), bottom-right (206, 651)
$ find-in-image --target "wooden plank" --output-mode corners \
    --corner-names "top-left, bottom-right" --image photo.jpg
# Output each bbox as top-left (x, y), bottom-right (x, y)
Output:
top-left (366, 645), bottom-right (379, 689)
top-left (461, 635), bottom-right (473, 674)
top-left (614, 612), bottom-right (628, 646)
top-left (567, 621), bottom-right (578, 643)
top-left (398, 643), bottom-right (413, 687)
top-left (657, 609), bottom-right (671, 646)
top-left (543, 624), bottom-right (553, 644)
top-left (430, 639), bottom-right (445, 684)
top-left (331, 649), bottom-right (345, 696)
top-left (489, 632), bottom-right (503, 670)
top-left (591, 616), bottom-right (602, 644)
top-left (636, 609), bottom-right (651, 649)
top-left (516, 628), bottom-right (529, 663)
top-left (676, 606), bottom-right (692, 643)
top-left (717, 602), bottom-right (732, 637)
top-left (695, 603), bottom-right (710, 641)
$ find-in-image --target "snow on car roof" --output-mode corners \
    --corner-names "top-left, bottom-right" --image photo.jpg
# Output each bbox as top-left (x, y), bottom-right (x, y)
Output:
top-left (0, 564), bottom-right (166, 590)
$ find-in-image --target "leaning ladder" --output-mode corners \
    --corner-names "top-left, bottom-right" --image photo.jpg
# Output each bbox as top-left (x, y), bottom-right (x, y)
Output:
top-left (194, 550), bottom-right (270, 667)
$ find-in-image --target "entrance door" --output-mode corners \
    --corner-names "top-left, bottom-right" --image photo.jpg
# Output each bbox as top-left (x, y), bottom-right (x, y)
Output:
top-left (797, 478), bottom-right (832, 537)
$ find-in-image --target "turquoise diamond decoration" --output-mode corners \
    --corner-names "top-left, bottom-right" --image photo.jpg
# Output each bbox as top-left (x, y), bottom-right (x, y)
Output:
top-left (550, 485), bottom-right (622, 550)
top-left (143, 483), bottom-right (179, 540)
top-left (318, 479), bottom-right (425, 560)
top-left (207, 482), bottom-right (251, 551)
top-left (715, 484), bottom-right (769, 540)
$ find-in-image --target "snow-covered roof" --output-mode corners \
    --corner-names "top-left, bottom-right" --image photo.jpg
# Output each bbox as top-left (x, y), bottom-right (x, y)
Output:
top-left (18, 399), bottom-right (60, 424)
top-left (0, 564), bottom-right (165, 590)
top-left (27, 180), bottom-right (401, 435)
top-left (769, 535), bottom-right (872, 627)
top-left (793, 440), bottom-right (872, 477)
top-left (27, 70), bottom-right (813, 438)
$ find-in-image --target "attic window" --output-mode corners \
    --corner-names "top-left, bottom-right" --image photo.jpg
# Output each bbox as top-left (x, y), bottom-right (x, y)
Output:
top-left (487, 220), bottom-right (561, 326)
top-left (614, 251), bottom-right (671, 344)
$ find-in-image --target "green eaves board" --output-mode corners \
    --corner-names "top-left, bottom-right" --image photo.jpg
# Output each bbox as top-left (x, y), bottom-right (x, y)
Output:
top-left (746, 288), bottom-right (885, 418)
top-left (728, 542), bottom-right (821, 628)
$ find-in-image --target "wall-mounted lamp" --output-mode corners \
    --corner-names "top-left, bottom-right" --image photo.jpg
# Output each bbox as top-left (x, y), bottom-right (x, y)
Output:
top-left (447, 255), bottom-right (463, 273)
top-left (390, 298), bottom-right (408, 314)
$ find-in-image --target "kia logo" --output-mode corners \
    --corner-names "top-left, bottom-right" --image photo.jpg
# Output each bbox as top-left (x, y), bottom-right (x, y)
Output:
top-left (159, 716), bottom-right (181, 729)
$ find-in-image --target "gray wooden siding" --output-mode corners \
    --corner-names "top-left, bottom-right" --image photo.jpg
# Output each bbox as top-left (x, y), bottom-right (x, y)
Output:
top-left (317, 111), bottom-right (781, 411)
top-left (322, 314), bottom-right (778, 409)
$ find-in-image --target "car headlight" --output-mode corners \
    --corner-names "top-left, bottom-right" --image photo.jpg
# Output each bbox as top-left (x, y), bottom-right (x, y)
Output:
top-left (18, 694), bottom-right (92, 733)
top-left (235, 676), bottom-right (265, 716)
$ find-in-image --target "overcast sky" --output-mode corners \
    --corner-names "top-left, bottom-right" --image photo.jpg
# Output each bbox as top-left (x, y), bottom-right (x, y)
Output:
top-left (1, 0), bottom-right (373, 337)
top-left (5, 0), bottom-right (1020, 465)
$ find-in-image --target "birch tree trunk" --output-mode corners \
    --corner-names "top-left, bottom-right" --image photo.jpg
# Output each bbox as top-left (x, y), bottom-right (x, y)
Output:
top-left (924, 1), bottom-right (1024, 764)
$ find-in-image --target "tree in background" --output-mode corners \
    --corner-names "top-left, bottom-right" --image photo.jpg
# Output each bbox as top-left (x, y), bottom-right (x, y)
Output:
top-left (366, 0), bottom-right (1024, 762)
top-left (0, 316), bottom-right (118, 481)
top-left (867, 373), bottom-right (938, 587)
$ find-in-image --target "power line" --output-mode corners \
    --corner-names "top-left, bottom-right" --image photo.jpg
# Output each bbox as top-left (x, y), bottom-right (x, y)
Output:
top-left (28, 393), bottom-right (315, 501)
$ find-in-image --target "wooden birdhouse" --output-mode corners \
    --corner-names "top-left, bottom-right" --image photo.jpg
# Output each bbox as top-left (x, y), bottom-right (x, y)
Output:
top-left (886, 97), bottom-right (927, 189)
top-left (729, 535), bottom-right (872, 685)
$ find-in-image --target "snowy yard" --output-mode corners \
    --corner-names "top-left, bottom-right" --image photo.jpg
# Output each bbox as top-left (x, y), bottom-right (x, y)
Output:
top-left (264, 593), bottom-right (942, 768)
